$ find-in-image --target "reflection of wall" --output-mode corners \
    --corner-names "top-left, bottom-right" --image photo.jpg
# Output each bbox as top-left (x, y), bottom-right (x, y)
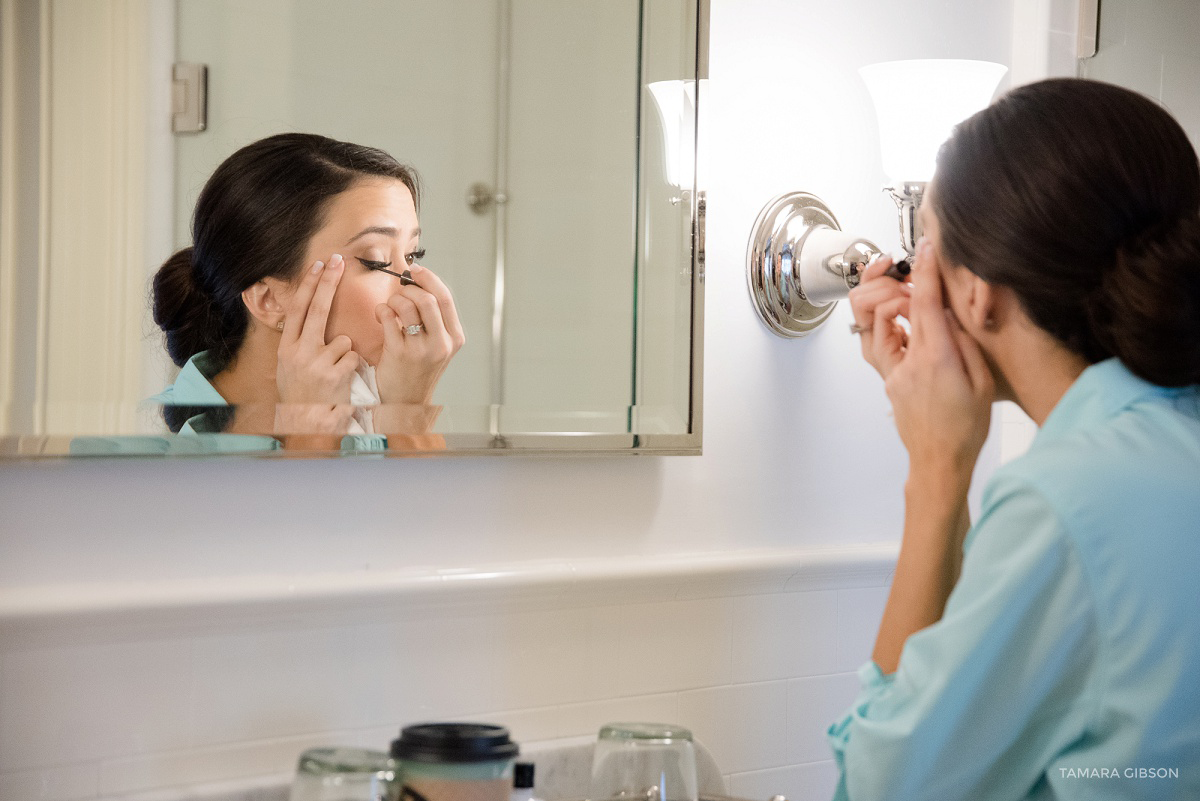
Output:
top-left (0, 0), bottom-right (171, 436)
top-left (0, 2), bottom-right (1023, 800)
top-left (635, 2), bottom-right (698, 436)
top-left (501, 0), bottom-right (639, 433)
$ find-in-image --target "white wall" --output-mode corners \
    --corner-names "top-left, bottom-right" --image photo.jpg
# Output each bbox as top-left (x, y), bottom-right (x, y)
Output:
top-left (0, 1), bottom-right (1020, 798)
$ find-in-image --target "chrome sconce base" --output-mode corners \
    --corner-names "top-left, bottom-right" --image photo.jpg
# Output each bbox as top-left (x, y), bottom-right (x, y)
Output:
top-left (746, 186), bottom-right (927, 337)
top-left (746, 192), bottom-right (884, 337)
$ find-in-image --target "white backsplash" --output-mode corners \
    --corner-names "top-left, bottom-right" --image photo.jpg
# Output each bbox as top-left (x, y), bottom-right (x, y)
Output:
top-left (0, 548), bottom-right (894, 801)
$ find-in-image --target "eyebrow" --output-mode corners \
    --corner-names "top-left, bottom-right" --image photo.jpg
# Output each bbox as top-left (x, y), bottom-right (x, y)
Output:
top-left (344, 226), bottom-right (421, 246)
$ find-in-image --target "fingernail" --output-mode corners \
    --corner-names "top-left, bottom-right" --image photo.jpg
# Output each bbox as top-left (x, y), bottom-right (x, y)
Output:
top-left (331, 253), bottom-right (343, 267)
top-left (311, 260), bottom-right (325, 274)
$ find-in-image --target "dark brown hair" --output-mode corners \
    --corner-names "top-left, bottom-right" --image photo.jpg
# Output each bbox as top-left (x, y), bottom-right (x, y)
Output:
top-left (933, 78), bottom-right (1200, 387)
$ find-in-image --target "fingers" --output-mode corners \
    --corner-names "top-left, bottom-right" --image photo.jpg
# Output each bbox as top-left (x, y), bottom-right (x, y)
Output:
top-left (383, 292), bottom-right (426, 335)
top-left (399, 284), bottom-right (448, 337)
top-left (377, 303), bottom-right (406, 354)
top-left (947, 310), bottom-right (994, 397)
top-left (334, 348), bottom-right (360, 375)
top-left (868, 295), bottom-right (911, 377)
top-left (861, 252), bottom-right (905, 282)
top-left (383, 286), bottom-right (457, 357)
top-left (404, 266), bottom-right (466, 347)
top-left (323, 334), bottom-right (354, 364)
top-left (907, 242), bottom-right (953, 349)
top-left (848, 262), bottom-right (911, 334)
top-left (282, 258), bottom-right (327, 344)
top-left (300, 253), bottom-right (345, 345)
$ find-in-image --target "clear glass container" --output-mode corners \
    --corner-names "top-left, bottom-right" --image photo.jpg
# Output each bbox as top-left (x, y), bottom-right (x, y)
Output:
top-left (590, 723), bottom-right (698, 801)
top-left (290, 747), bottom-right (393, 801)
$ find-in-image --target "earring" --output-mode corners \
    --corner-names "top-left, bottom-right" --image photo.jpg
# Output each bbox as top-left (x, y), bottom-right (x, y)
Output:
top-left (276, 320), bottom-right (285, 331)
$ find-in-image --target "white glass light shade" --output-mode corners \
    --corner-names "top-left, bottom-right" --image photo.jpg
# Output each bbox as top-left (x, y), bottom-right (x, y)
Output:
top-left (859, 59), bottom-right (1007, 183)
top-left (648, 79), bottom-right (709, 190)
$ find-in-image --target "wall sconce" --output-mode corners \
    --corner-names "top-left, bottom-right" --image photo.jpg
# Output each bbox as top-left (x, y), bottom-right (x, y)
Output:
top-left (746, 59), bottom-right (1007, 337)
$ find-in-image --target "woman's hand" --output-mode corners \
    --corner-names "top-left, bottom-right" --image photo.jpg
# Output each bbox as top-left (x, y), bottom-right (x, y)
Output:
top-left (847, 253), bottom-right (913, 380)
top-left (374, 264), bottom-right (465, 406)
top-left (877, 240), bottom-right (994, 477)
top-left (274, 254), bottom-right (359, 436)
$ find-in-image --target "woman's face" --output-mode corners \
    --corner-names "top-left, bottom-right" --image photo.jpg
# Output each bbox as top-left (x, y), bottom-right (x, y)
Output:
top-left (917, 180), bottom-right (968, 321)
top-left (298, 178), bottom-right (422, 365)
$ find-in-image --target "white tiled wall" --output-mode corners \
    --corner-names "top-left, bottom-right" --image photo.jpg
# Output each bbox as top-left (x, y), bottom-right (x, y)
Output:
top-left (0, 566), bottom-right (892, 801)
top-left (999, 0), bottom-right (1200, 466)
top-left (1081, 0), bottom-right (1200, 153)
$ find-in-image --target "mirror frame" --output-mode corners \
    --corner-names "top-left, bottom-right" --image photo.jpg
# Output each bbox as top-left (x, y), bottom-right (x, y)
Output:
top-left (0, 0), bottom-right (708, 459)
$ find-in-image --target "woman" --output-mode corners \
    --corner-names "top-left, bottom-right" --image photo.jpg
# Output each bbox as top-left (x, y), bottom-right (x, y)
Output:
top-left (831, 79), bottom-right (1200, 799)
top-left (151, 133), bottom-right (463, 450)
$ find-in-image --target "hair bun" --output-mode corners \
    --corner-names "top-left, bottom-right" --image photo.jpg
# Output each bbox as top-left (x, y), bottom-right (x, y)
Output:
top-left (151, 246), bottom-right (221, 367)
top-left (1090, 214), bottom-right (1200, 387)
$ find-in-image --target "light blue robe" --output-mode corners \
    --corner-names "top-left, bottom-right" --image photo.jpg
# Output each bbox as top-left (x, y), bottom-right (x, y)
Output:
top-left (828, 358), bottom-right (1200, 800)
top-left (70, 351), bottom-right (385, 454)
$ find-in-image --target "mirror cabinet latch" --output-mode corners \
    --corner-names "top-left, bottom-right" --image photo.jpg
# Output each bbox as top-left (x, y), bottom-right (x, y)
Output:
top-left (172, 63), bottom-right (208, 134)
top-left (467, 182), bottom-right (508, 215)
top-left (1077, 0), bottom-right (1099, 59)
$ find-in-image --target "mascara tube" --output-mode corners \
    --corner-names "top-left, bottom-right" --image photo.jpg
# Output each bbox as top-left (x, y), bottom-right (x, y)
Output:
top-left (882, 254), bottom-right (912, 282)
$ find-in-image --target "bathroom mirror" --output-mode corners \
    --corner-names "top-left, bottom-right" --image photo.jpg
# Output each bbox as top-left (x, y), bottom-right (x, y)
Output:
top-left (0, 0), bottom-right (706, 457)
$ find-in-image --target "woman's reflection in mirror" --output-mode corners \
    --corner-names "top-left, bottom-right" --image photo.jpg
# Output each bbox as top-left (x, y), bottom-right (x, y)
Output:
top-left (149, 133), bottom-right (464, 451)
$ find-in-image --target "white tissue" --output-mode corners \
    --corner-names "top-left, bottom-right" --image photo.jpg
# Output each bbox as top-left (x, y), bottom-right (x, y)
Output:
top-left (348, 360), bottom-right (381, 435)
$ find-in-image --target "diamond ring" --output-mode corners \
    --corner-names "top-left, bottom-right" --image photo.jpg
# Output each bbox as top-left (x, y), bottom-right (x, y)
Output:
top-left (405, 324), bottom-right (425, 336)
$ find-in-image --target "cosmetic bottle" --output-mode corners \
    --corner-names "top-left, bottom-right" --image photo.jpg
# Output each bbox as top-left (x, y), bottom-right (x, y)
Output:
top-left (388, 722), bottom-right (518, 801)
top-left (511, 762), bottom-right (536, 801)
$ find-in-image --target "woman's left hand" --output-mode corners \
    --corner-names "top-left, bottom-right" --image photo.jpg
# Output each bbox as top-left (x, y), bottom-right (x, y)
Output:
top-left (883, 240), bottom-right (994, 478)
top-left (373, 264), bottom-right (466, 405)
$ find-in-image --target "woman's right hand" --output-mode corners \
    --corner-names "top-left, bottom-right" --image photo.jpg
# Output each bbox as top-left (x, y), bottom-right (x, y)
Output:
top-left (274, 254), bottom-right (359, 435)
top-left (847, 252), bottom-right (913, 380)
top-left (856, 241), bottom-right (994, 475)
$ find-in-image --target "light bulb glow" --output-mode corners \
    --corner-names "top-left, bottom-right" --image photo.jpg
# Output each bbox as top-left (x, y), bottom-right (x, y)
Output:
top-left (859, 59), bottom-right (1007, 183)
top-left (648, 79), bottom-right (709, 190)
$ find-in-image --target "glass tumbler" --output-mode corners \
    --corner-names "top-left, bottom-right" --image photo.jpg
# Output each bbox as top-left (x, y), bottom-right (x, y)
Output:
top-left (590, 723), bottom-right (698, 801)
top-left (290, 747), bottom-right (394, 801)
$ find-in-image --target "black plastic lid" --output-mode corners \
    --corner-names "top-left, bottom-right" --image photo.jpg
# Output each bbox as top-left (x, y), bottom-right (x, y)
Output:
top-left (513, 762), bottom-right (535, 789)
top-left (390, 723), bottom-right (520, 764)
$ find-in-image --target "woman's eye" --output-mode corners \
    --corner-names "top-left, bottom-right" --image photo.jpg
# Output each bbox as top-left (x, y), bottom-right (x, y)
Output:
top-left (405, 248), bottom-right (426, 266)
top-left (358, 258), bottom-right (392, 271)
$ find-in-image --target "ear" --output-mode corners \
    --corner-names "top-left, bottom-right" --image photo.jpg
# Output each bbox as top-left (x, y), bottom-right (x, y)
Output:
top-left (965, 273), bottom-right (1002, 333)
top-left (241, 277), bottom-right (288, 330)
